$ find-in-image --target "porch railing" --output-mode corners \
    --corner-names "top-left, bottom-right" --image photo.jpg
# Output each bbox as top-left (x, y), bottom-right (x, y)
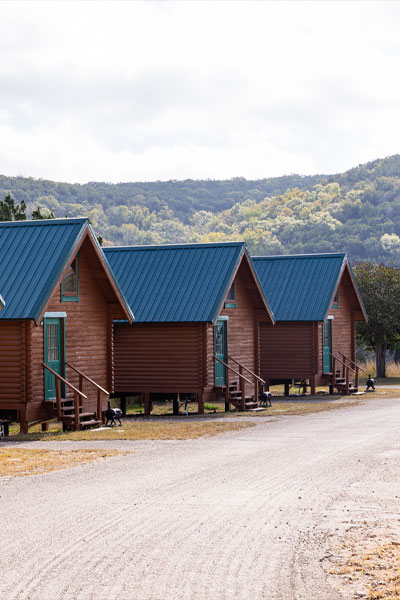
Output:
top-left (213, 355), bottom-right (252, 410)
top-left (41, 362), bottom-right (87, 430)
top-left (228, 355), bottom-right (265, 408)
top-left (329, 352), bottom-right (359, 393)
top-left (65, 361), bottom-right (109, 423)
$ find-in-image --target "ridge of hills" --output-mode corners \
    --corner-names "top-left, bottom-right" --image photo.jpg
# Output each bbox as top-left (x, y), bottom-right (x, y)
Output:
top-left (2, 154), bottom-right (400, 263)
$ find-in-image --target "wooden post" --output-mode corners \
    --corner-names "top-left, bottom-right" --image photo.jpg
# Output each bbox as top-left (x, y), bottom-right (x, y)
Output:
top-left (255, 379), bottom-right (259, 405)
top-left (79, 374), bottom-right (83, 412)
top-left (56, 378), bottom-right (61, 420)
top-left (265, 379), bottom-right (270, 392)
top-left (345, 366), bottom-right (350, 394)
top-left (225, 363), bottom-right (230, 412)
top-left (310, 376), bottom-right (316, 396)
top-left (332, 356), bottom-right (336, 387)
top-left (97, 389), bottom-right (103, 422)
top-left (198, 392), bottom-right (204, 415)
top-left (173, 393), bottom-right (180, 416)
top-left (144, 392), bottom-right (150, 416)
top-left (19, 406), bottom-right (28, 435)
top-left (41, 422), bottom-right (49, 432)
top-left (120, 395), bottom-right (127, 416)
top-left (240, 365), bottom-right (245, 411)
top-left (284, 381), bottom-right (290, 396)
top-left (74, 391), bottom-right (79, 430)
top-left (342, 356), bottom-right (345, 379)
top-left (355, 366), bottom-right (359, 390)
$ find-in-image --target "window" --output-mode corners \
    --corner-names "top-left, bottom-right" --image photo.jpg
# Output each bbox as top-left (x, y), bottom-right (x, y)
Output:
top-left (61, 255), bottom-right (79, 302)
top-left (332, 290), bottom-right (339, 309)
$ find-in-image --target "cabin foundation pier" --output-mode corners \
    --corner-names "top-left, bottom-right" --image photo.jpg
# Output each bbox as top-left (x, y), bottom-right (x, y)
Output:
top-left (197, 393), bottom-right (204, 415)
top-left (173, 394), bottom-right (180, 416)
top-left (144, 392), bottom-right (151, 416)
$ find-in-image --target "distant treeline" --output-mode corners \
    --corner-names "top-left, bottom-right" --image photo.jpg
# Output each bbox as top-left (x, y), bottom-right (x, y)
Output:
top-left (3, 154), bottom-right (400, 263)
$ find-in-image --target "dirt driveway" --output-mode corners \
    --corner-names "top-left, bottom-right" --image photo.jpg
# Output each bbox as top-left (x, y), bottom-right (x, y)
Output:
top-left (1, 397), bottom-right (399, 600)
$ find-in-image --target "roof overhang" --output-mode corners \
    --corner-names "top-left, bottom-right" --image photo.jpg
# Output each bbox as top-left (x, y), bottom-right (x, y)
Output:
top-left (323, 258), bottom-right (368, 323)
top-left (211, 246), bottom-right (275, 325)
top-left (36, 223), bottom-right (134, 324)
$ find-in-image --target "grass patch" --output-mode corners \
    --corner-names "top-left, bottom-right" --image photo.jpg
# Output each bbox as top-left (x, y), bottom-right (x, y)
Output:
top-left (329, 536), bottom-right (400, 599)
top-left (359, 359), bottom-right (400, 381)
top-left (6, 420), bottom-right (256, 442)
top-left (0, 448), bottom-right (124, 477)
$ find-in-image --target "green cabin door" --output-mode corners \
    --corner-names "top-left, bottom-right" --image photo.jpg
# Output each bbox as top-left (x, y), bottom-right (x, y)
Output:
top-left (44, 318), bottom-right (63, 400)
top-left (214, 319), bottom-right (227, 386)
top-left (322, 319), bottom-right (332, 373)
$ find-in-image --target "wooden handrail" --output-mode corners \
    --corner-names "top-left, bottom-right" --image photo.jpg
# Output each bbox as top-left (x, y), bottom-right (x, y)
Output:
top-left (41, 363), bottom-right (87, 398)
top-left (338, 351), bottom-right (367, 374)
top-left (65, 362), bottom-right (109, 395)
top-left (228, 356), bottom-right (265, 384)
top-left (329, 353), bottom-right (357, 374)
top-left (213, 356), bottom-right (252, 384)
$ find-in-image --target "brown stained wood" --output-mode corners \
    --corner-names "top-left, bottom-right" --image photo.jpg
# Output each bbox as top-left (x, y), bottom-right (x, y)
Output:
top-left (204, 266), bottom-right (259, 401)
top-left (114, 323), bottom-right (203, 392)
top-left (260, 322), bottom-right (314, 380)
top-left (0, 321), bottom-right (25, 403)
top-left (0, 242), bottom-right (117, 425)
top-left (259, 270), bottom-right (365, 387)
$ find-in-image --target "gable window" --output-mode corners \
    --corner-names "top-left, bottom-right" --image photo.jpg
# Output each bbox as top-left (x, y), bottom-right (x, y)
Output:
top-left (61, 255), bottom-right (79, 302)
top-left (224, 281), bottom-right (237, 308)
top-left (332, 290), bottom-right (339, 309)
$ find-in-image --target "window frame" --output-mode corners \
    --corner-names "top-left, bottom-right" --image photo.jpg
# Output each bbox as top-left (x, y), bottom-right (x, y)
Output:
top-left (61, 254), bottom-right (80, 303)
top-left (331, 289), bottom-right (339, 309)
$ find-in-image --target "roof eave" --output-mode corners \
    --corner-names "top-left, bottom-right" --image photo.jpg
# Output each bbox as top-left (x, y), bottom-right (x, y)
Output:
top-left (88, 225), bottom-right (134, 323)
top-left (243, 251), bottom-right (275, 324)
top-left (33, 220), bottom-right (89, 324)
top-left (321, 257), bottom-right (368, 323)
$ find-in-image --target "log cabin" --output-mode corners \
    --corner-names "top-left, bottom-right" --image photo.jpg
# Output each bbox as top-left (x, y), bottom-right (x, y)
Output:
top-left (0, 218), bottom-right (133, 432)
top-left (104, 241), bottom-right (274, 414)
top-left (252, 253), bottom-right (367, 394)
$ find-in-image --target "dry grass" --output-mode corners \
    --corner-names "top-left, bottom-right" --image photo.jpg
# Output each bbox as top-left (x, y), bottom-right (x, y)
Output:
top-left (7, 420), bottom-right (256, 442)
top-left (359, 359), bottom-right (400, 381)
top-left (329, 535), bottom-right (400, 599)
top-left (0, 448), bottom-right (124, 477)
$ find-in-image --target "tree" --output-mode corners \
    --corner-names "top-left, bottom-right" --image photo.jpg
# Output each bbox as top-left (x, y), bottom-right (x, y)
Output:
top-left (32, 206), bottom-right (55, 219)
top-left (353, 262), bottom-right (400, 377)
top-left (0, 194), bottom-right (26, 221)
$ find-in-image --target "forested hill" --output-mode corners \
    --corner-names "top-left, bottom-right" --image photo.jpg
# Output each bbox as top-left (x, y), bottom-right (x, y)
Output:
top-left (2, 154), bottom-right (400, 264)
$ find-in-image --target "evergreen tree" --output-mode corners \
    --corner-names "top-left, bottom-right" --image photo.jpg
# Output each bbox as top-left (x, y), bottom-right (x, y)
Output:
top-left (0, 194), bottom-right (26, 221)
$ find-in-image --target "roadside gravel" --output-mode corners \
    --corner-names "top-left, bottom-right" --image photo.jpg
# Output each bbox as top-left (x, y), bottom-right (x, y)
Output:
top-left (1, 396), bottom-right (399, 599)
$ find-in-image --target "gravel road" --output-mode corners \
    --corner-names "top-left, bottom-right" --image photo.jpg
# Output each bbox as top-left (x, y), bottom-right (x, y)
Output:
top-left (1, 397), bottom-right (400, 600)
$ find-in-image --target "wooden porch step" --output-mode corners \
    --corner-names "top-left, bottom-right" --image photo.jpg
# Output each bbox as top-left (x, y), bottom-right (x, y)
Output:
top-left (61, 412), bottom-right (96, 419)
top-left (79, 419), bottom-right (102, 429)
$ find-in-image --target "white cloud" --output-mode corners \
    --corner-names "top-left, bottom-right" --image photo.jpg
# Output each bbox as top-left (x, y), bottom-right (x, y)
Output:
top-left (0, 1), bottom-right (399, 182)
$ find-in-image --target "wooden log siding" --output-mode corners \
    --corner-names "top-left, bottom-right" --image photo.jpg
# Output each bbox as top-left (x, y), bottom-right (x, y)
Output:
top-left (203, 265), bottom-right (257, 401)
top-left (259, 322), bottom-right (314, 381)
top-left (113, 323), bottom-right (203, 392)
top-left (28, 248), bottom-right (110, 417)
top-left (330, 275), bottom-right (356, 364)
top-left (0, 321), bottom-right (25, 404)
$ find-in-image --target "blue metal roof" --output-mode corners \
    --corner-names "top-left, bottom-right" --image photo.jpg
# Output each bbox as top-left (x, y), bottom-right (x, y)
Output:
top-left (104, 242), bottom-right (246, 323)
top-left (0, 218), bottom-right (134, 323)
top-left (252, 253), bottom-right (348, 321)
top-left (0, 218), bottom-right (88, 320)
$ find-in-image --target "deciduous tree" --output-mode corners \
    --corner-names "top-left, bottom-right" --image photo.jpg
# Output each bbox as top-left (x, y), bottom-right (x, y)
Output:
top-left (353, 262), bottom-right (400, 377)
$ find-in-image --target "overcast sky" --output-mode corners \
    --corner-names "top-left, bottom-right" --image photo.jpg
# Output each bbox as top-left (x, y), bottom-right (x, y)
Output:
top-left (0, 1), bottom-right (400, 183)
